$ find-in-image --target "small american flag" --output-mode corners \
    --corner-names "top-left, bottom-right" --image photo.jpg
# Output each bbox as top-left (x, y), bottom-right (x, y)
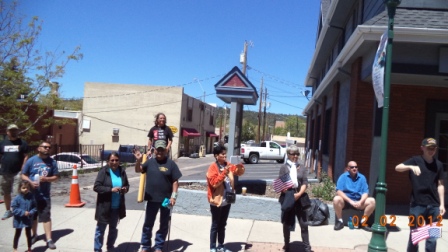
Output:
top-left (273, 173), bottom-right (294, 193)
top-left (411, 223), bottom-right (442, 245)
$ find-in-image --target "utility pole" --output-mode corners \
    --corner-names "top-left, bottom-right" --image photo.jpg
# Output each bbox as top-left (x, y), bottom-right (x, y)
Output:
top-left (257, 78), bottom-right (263, 143)
top-left (222, 106), bottom-right (227, 142)
top-left (262, 87), bottom-right (267, 141)
top-left (240, 40), bottom-right (253, 75)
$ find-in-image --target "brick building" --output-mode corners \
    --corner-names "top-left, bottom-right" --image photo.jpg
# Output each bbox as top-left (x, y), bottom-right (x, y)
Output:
top-left (304, 1), bottom-right (448, 204)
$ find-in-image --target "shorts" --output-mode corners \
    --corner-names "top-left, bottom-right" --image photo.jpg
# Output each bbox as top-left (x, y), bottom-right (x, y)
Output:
top-left (0, 173), bottom-right (20, 196)
top-left (34, 198), bottom-right (52, 223)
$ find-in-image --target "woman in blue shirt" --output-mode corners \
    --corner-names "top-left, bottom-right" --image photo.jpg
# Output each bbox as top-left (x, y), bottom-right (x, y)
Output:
top-left (93, 152), bottom-right (130, 252)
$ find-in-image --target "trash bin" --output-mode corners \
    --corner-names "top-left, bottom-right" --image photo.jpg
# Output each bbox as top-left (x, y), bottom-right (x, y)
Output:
top-left (199, 145), bottom-right (206, 157)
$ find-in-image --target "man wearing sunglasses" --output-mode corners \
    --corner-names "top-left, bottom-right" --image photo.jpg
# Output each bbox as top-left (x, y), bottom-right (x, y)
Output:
top-left (21, 141), bottom-right (59, 250)
top-left (396, 138), bottom-right (445, 252)
top-left (333, 161), bottom-right (376, 231)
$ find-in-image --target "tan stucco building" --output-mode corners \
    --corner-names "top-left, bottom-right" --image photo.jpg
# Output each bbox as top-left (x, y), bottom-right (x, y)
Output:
top-left (80, 82), bottom-right (218, 159)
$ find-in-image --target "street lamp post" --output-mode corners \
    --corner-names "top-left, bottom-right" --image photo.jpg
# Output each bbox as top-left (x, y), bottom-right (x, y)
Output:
top-left (368, 1), bottom-right (401, 251)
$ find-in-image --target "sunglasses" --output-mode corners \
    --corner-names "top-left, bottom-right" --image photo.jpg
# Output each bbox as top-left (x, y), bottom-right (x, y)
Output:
top-left (288, 153), bottom-right (299, 156)
top-left (109, 159), bottom-right (119, 162)
top-left (349, 166), bottom-right (358, 169)
top-left (39, 146), bottom-right (51, 149)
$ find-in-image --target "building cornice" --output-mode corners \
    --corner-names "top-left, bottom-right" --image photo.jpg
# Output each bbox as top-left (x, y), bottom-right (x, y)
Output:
top-left (303, 25), bottom-right (448, 115)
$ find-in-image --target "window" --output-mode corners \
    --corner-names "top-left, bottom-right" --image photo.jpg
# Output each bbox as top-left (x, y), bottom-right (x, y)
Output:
top-left (210, 115), bottom-right (214, 126)
top-left (322, 108), bottom-right (332, 155)
top-left (270, 142), bottom-right (280, 149)
top-left (187, 108), bottom-right (193, 121)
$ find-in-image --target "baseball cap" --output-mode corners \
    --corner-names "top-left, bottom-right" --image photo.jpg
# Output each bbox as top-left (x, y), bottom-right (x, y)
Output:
top-left (7, 124), bottom-right (19, 130)
top-left (422, 138), bottom-right (437, 147)
top-left (154, 140), bottom-right (167, 149)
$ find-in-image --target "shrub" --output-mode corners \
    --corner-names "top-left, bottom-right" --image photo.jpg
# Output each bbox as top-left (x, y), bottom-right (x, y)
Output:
top-left (311, 172), bottom-right (336, 201)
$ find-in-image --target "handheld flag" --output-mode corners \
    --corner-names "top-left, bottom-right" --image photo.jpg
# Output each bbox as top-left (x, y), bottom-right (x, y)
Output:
top-left (273, 173), bottom-right (294, 193)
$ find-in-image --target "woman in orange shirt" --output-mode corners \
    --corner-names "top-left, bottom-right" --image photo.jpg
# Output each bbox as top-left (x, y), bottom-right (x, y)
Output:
top-left (206, 145), bottom-right (234, 252)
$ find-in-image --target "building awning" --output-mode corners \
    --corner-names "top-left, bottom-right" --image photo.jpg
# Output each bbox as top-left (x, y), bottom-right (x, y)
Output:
top-left (206, 131), bottom-right (219, 138)
top-left (182, 128), bottom-right (200, 137)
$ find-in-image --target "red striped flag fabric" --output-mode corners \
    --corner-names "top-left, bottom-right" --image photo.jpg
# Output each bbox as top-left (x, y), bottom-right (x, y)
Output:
top-left (411, 225), bottom-right (430, 245)
top-left (273, 173), bottom-right (294, 193)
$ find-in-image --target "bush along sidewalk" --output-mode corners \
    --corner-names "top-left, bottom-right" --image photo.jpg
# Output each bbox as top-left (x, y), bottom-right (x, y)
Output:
top-left (310, 172), bottom-right (336, 202)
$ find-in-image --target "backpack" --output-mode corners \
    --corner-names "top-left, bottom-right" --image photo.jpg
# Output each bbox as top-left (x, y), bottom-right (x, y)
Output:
top-left (304, 199), bottom-right (330, 226)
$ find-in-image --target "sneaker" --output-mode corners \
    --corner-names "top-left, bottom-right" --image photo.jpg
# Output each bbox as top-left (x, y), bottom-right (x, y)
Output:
top-left (334, 221), bottom-right (344, 231)
top-left (31, 235), bottom-right (38, 244)
top-left (1, 210), bottom-right (13, 220)
top-left (210, 249), bottom-right (217, 252)
top-left (47, 240), bottom-right (56, 250)
top-left (154, 249), bottom-right (162, 252)
top-left (361, 225), bottom-right (373, 232)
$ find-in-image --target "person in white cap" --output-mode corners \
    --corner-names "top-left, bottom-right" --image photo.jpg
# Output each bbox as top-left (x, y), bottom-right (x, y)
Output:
top-left (0, 124), bottom-right (29, 220)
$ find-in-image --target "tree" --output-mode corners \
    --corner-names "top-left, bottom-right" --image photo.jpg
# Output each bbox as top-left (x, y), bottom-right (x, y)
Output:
top-left (284, 115), bottom-right (306, 137)
top-left (0, 0), bottom-right (82, 138)
top-left (241, 121), bottom-right (255, 142)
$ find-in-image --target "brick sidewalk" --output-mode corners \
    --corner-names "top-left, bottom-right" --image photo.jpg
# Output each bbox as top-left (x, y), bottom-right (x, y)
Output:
top-left (246, 242), bottom-right (357, 252)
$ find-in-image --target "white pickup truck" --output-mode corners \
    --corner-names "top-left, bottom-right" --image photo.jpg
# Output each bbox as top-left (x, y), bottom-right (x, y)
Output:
top-left (240, 141), bottom-right (286, 164)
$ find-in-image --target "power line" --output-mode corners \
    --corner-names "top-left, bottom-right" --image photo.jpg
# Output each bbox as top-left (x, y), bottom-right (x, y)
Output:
top-left (247, 66), bottom-right (305, 90)
top-left (84, 92), bottom-right (217, 114)
top-left (269, 97), bottom-right (304, 110)
top-left (82, 74), bottom-right (224, 99)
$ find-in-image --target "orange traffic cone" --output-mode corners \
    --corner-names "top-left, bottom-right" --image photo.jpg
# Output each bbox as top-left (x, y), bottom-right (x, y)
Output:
top-left (65, 164), bottom-right (86, 207)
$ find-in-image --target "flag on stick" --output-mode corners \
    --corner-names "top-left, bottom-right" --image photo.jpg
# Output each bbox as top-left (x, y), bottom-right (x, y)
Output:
top-left (411, 223), bottom-right (442, 245)
top-left (273, 173), bottom-right (294, 193)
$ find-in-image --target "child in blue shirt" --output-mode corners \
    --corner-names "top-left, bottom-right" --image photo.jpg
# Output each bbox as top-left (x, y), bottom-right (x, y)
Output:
top-left (11, 180), bottom-right (37, 252)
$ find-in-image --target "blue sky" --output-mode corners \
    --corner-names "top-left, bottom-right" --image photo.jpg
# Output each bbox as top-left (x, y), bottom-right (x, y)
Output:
top-left (17, 0), bottom-right (320, 115)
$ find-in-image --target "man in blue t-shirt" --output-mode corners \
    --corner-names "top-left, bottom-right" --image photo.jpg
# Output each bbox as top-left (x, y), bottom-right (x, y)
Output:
top-left (134, 140), bottom-right (182, 252)
top-left (22, 141), bottom-right (59, 250)
top-left (0, 124), bottom-right (28, 220)
top-left (333, 161), bottom-right (376, 231)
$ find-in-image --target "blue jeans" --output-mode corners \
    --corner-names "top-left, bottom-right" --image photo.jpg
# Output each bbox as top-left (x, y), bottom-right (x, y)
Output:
top-left (210, 204), bottom-right (231, 250)
top-left (94, 208), bottom-right (119, 251)
top-left (141, 201), bottom-right (170, 251)
top-left (407, 204), bottom-right (440, 252)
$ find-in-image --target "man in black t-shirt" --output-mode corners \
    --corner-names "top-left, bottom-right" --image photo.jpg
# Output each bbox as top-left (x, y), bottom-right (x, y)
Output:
top-left (134, 140), bottom-right (182, 252)
top-left (0, 124), bottom-right (28, 220)
top-left (396, 138), bottom-right (446, 252)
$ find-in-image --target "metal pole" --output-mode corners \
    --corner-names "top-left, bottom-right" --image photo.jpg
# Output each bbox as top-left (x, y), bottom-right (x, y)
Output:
top-left (368, 1), bottom-right (400, 251)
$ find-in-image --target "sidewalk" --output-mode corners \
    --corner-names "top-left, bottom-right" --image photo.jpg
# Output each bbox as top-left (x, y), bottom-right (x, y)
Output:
top-left (0, 155), bottom-right (447, 251)
top-left (1, 202), bottom-right (447, 251)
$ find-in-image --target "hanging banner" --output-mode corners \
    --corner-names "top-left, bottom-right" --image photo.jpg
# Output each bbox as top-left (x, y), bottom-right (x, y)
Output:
top-left (372, 31), bottom-right (388, 108)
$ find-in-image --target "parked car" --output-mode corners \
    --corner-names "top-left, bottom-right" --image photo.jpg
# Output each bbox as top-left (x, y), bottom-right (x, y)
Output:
top-left (101, 145), bottom-right (137, 163)
top-left (240, 141), bottom-right (286, 164)
top-left (51, 152), bottom-right (102, 170)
